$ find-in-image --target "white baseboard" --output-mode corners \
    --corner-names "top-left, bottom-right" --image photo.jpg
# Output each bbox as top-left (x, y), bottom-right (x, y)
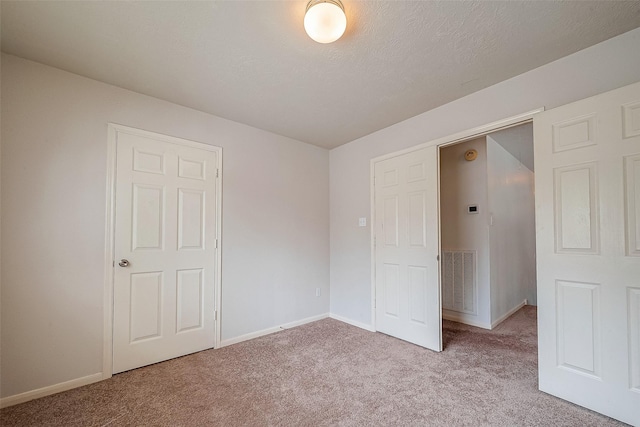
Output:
top-left (329, 313), bottom-right (376, 332)
top-left (442, 312), bottom-right (492, 330)
top-left (1, 314), bottom-right (331, 408)
top-left (280, 312), bottom-right (329, 330)
top-left (219, 312), bottom-right (329, 348)
top-left (0, 372), bottom-right (104, 409)
top-left (491, 299), bottom-right (528, 329)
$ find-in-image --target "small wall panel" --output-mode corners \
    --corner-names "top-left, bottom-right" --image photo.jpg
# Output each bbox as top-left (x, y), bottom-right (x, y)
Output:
top-left (625, 154), bottom-right (640, 256)
top-left (132, 184), bottom-right (164, 251)
top-left (130, 272), bottom-right (163, 342)
top-left (178, 157), bottom-right (206, 180)
top-left (178, 189), bottom-right (205, 250)
top-left (408, 192), bottom-right (426, 248)
top-left (623, 101), bottom-right (640, 139)
top-left (552, 114), bottom-right (596, 153)
top-left (383, 264), bottom-right (400, 317)
top-left (408, 266), bottom-right (427, 324)
top-left (554, 163), bottom-right (599, 254)
top-left (133, 149), bottom-right (165, 175)
top-left (383, 169), bottom-right (398, 187)
top-left (556, 280), bottom-right (601, 378)
top-left (177, 269), bottom-right (204, 333)
top-left (629, 288), bottom-right (640, 392)
top-left (407, 162), bottom-right (426, 182)
top-left (383, 196), bottom-right (399, 247)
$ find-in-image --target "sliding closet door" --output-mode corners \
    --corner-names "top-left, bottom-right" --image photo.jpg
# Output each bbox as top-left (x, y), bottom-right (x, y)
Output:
top-left (373, 146), bottom-right (441, 351)
top-left (534, 81), bottom-right (640, 425)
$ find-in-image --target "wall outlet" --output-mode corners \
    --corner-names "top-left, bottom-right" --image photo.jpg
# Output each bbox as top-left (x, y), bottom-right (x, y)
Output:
top-left (315, 288), bottom-right (321, 297)
top-left (359, 217), bottom-right (367, 227)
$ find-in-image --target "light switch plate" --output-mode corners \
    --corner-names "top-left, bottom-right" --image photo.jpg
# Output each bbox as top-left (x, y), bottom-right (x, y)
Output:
top-left (359, 217), bottom-right (367, 227)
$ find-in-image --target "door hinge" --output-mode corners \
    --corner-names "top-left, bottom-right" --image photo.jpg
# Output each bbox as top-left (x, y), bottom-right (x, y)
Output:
top-left (437, 255), bottom-right (440, 261)
top-left (215, 238), bottom-right (218, 249)
top-left (216, 169), bottom-right (219, 178)
top-left (214, 310), bottom-right (218, 321)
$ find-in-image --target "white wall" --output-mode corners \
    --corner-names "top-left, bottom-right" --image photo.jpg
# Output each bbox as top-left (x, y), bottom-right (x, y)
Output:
top-left (329, 28), bottom-right (640, 327)
top-left (489, 123), bottom-right (534, 172)
top-left (487, 135), bottom-right (537, 324)
top-left (0, 54), bottom-right (330, 399)
top-left (440, 138), bottom-right (491, 328)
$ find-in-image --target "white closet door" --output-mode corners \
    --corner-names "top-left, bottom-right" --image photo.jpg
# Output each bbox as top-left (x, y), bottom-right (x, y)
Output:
top-left (112, 127), bottom-right (219, 374)
top-left (374, 146), bottom-right (441, 351)
top-left (534, 81), bottom-right (640, 425)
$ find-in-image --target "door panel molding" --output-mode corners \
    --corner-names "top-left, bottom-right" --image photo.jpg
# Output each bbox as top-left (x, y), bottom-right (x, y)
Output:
top-left (552, 113), bottom-right (597, 153)
top-left (555, 279), bottom-right (601, 378)
top-left (627, 287), bottom-right (640, 392)
top-left (553, 162), bottom-right (599, 254)
top-left (624, 153), bottom-right (640, 256)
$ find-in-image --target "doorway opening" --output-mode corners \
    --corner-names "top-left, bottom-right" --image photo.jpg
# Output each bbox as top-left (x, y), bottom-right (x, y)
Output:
top-left (438, 123), bottom-right (536, 349)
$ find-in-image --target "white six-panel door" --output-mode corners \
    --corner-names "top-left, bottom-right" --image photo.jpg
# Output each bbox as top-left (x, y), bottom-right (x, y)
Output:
top-left (374, 146), bottom-right (441, 351)
top-left (112, 126), bottom-right (220, 374)
top-left (534, 81), bottom-right (640, 425)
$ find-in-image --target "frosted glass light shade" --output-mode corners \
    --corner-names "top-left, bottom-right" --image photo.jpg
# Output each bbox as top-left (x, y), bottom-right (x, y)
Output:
top-left (304, 0), bottom-right (347, 44)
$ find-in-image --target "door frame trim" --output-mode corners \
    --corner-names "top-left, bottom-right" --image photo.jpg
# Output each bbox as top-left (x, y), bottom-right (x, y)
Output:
top-left (369, 108), bottom-right (543, 334)
top-left (103, 123), bottom-right (223, 378)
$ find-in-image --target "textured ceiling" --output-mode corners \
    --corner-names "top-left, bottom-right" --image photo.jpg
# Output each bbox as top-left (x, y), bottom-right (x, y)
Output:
top-left (2, 1), bottom-right (640, 149)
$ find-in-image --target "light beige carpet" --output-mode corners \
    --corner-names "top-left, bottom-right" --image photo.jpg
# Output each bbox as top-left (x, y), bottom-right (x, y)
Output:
top-left (0, 307), bottom-right (624, 426)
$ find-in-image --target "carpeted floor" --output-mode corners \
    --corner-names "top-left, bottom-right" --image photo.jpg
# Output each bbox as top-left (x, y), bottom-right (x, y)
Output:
top-left (0, 306), bottom-right (624, 426)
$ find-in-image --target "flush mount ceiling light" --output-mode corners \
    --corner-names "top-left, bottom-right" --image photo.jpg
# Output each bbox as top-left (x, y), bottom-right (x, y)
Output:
top-left (304, 0), bottom-right (347, 44)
